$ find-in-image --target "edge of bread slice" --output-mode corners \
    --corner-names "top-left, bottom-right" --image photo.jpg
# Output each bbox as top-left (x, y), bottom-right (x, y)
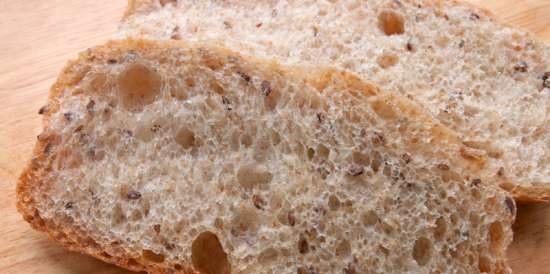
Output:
top-left (118, 0), bottom-right (550, 202)
top-left (18, 39), bottom-right (515, 274)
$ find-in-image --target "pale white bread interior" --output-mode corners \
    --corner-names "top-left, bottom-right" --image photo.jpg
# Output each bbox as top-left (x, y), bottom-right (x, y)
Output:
top-left (17, 39), bottom-right (515, 274)
top-left (119, 0), bottom-right (550, 202)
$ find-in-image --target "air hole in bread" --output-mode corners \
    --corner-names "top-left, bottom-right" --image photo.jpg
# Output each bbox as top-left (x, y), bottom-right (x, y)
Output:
top-left (202, 55), bottom-right (225, 70)
top-left (471, 188), bottom-right (482, 200)
top-left (175, 128), bottom-right (196, 149)
top-left (485, 196), bottom-right (499, 211)
top-left (270, 129), bottom-right (281, 145)
top-left (412, 237), bottom-right (432, 266)
top-left (240, 133), bottom-right (253, 147)
top-left (361, 210), bottom-right (379, 226)
top-left (185, 77), bottom-right (195, 87)
top-left (214, 217), bottom-right (224, 229)
top-left (335, 240), bottom-right (351, 257)
top-left (435, 35), bottom-right (450, 48)
top-left (370, 98), bottom-right (397, 120)
top-left (118, 63), bottom-right (161, 112)
top-left (450, 213), bottom-right (458, 225)
top-left (433, 217), bottom-right (446, 240)
top-left (478, 255), bottom-right (491, 273)
top-left (211, 81), bottom-right (225, 94)
top-left (328, 195), bottom-right (341, 211)
top-left (142, 249), bottom-right (165, 263)
top-left (231, 205), bottom-right (260, 235)
top-left (448, 196), bottom-right (457, 205)
top-left (382, 164), bottom-right (392, 177)
top-left (258, 247), bottom-right (279, 263)
top-left (307, 147), bottom-right (315, 160)
top-left (298, 234), bottom-right (309, 254)
top-left (463, 105), bottom-right (480, 117)
top-left (174, 219), bottom-right (189, 234)
top-left (377, 52), bottom-right (399, 69)
top-left (205, 96), bottom-right (222, 111)
top-left (142, 199), bottom-right (151, 217)
top-left (237, 164), bottom-right (272, 189)
top-left (380, 221), bottom-right (396, 236)
top-left (487, 148), bottom-right (503, 159)
top-left (489, 221), bottom-right (503, 254)
top-left (469, 212), bottom-right (481, 227)
top-left (378, 10), bottom-right (405, 35)
top-left (130, 209), bottom-right (143, 221)
top-left (352, 151), bottom-right (369, 165)
top-left (191, 231), bottom-right (231, 274)
top-left (111, 204), bottom-right (125, 226)
top-left (229, 131), bottom-right (240, 150)
top-left (316, 144), bottom-right (330, 159)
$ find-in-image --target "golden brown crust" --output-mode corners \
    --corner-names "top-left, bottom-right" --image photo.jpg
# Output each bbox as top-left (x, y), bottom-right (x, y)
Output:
top-left (500, 182), bottom-right (550, 203)
top-left (17, 39), bottom-right (511, 274)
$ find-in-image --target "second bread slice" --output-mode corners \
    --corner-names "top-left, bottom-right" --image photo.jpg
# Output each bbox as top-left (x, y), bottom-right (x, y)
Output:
top-left (119, 0), bottom-right (550, 202)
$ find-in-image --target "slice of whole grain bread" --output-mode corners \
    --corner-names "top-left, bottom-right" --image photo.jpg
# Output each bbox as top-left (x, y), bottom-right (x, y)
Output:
top-left (17, 39), bottom-right (515, 274)
top-left (119, 0), bottom-right (550, 202)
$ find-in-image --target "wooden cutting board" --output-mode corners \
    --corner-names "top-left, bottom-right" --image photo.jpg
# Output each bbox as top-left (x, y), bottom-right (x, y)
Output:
top-left (0, 1), bottom-right (548, 273)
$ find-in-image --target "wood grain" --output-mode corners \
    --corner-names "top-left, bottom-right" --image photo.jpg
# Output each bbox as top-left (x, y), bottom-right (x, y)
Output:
top-left (0, 1), bottom-right (548, 274)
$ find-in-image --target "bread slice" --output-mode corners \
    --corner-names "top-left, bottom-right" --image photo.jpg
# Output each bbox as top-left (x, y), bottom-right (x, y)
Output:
top-left (17, 39), bottom-right (515, 274)
top-left (119, 0), bottom-right (550, 202)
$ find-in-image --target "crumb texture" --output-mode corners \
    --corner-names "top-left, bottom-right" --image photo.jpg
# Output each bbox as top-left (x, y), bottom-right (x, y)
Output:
top-left (18, 40), bottom-right (514, 274)
top-left (119, 0), bottom-right (550, 200)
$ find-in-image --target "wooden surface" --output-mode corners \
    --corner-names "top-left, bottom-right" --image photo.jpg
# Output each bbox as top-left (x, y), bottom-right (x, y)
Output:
top-left (0, 0), bottom-right (548, 273)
